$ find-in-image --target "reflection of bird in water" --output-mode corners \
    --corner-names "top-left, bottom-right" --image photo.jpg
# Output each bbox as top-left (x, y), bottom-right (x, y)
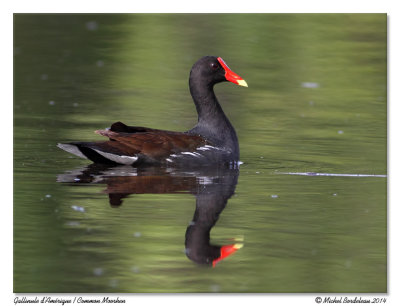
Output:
top-left (185, 192), bottom-right (244, 267)
top-left (57, 164), bottom-right (243, 267)
top-left (57, 56), bottom-right (247, 167)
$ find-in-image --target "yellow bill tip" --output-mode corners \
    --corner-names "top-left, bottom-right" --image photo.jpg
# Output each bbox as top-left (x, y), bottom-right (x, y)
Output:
top-left (237, 79), bottom-right (248, 87)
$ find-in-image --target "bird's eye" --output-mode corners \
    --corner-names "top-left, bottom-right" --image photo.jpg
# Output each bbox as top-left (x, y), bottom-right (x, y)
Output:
top-left (210, 62), bottom-right (219, 70)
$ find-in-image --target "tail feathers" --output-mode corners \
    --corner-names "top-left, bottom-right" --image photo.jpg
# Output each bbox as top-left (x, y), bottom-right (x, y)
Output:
top-left (57, 142), bottom-right (138, 165)
top-left (57, 143), bottom-right (88, 159)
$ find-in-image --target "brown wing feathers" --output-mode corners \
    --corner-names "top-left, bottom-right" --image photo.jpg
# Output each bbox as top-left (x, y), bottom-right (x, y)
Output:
top-left (94, 129), bottom-right (209, 160)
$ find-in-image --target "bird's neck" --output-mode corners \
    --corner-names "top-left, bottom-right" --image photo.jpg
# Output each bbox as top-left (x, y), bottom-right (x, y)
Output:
top-left (189, 79), bottom-right (238, 151)
top-left (189, 81), bottom-right (222, 122)
top-left (189, 79), bottom-right (236, 136)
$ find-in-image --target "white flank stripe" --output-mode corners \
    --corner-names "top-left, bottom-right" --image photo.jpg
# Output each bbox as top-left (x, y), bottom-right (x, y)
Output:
top-left (204, 145), bottom-right (221, 150)
top-left (197, 146), bottom-right (211, 151)
top-left (181, 152), bottom-right (202, 157)
top-left (93, 149), bottom-right (138, 165)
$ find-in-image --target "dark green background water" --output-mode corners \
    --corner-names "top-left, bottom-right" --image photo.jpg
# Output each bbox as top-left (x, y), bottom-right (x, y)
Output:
top-left (13, 14), bottom-right (387, 293)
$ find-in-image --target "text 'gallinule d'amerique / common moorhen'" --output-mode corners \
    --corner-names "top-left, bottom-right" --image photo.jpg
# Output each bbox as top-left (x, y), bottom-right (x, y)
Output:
top-left (58, 56), bottom-right (247, 166)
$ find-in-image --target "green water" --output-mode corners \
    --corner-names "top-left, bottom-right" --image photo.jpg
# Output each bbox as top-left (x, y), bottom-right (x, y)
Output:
top-left (13, 14), bottom-right (387, 293)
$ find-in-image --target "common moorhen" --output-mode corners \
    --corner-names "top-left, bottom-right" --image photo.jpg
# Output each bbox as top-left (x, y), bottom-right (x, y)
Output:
top-left (58, 56), bottom-right (247, 166)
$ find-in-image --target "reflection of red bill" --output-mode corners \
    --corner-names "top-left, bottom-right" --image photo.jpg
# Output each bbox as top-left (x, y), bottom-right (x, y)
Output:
top-left (212, 243), bottom-right (244, 267)
top-left (217, 57), bottom-right (248, 87)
